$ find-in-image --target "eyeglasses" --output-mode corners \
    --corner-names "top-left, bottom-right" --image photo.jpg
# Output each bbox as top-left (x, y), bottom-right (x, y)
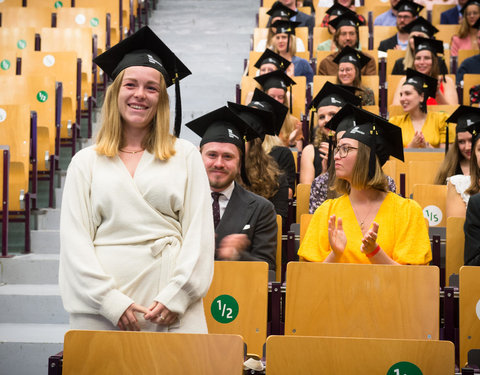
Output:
top-left (334, 145), bottom-right (358, 158)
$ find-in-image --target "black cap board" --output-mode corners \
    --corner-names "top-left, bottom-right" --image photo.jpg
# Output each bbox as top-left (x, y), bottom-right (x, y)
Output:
top-left (309, 81), bottom-right (361, 110)
top-left (402, 16), bottom-right (439, 37)
top-left (228, 101), bottom-right (276, 142)
top-left (466, 121), bottom-right (480, 145)
top-left (93, 26), bottom-right (191, 138)
top-left (461, 0), bottom-right (480, 14)
top-left (333, 45), bottom-right (371, 70)
top-left (326, 3), bottom-right (354, 16)
top-left (446, 105), bottom-right (480, 133)
top-left (474, 18), bottom-right (480, 29)
top-left (254, 49), bottom-right (291, 71)
top-left (249, 88), bottom-right (289, 136)
top-left (403, 68), bottom-right (438, 100)
top-left (394, 0), bottom-right (424, 15)
top-left (267, 1), bottom-right (298, 19)
top-left (413, 36), bottom-right (444, 55)
top-left (328, 11), bottom-right (363, 30)
top-left (271, 19), bottom-right (300, 35)
top-left (254, 69), bottom-right (296, 92)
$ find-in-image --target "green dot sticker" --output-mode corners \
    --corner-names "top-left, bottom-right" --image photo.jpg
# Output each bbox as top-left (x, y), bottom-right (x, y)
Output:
top-left (90, 17), bottom-right (99, 27)
top-left (387, 362), bottom-right (422, 375)
top-left (17, 39), bottom-right (27, 50)
top-left (0, 59), bottom-right (11, 71)
top-left (211, 295), bottom-right (239, 324)
top-left (0, 108), bottom-right (7, 123)
top-left (54, 1), bottom-right (63, 8)
top-left (37, 91), bottom-right (48, 103)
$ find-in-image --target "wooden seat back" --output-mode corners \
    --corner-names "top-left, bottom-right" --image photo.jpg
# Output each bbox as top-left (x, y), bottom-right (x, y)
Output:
top-left (285, 262), bottom-right (439, 339)
top-left (412, 184), bottom-right (447, 227)
top-left (460, 266), bottom-right (480, 367)
top-left (204, 261), bottom-right (269, 357)
top-left (446, 216), bottom-right (465, 286)
top-left (296, 183), bottom-right (311, 223)
top-left (0, 7), bottom-right (53, 27)
top-left (0, 27), bottom-right (37, 54)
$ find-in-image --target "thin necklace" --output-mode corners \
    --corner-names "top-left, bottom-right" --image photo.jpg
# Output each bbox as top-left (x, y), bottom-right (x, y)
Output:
top-left (119, 148), bottom-right (144, 155)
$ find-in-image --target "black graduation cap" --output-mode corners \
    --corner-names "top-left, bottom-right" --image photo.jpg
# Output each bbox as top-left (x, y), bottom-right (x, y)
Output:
top-left (328, 11), bottom-right (363, 29)
top-left (253, 49), bottom-right (291, 71)
top-left (184, 106), bottom-right (254, 185)
top-left (333, 46), bottom-right (371, 70)
top-left (446, 105), bottom-right (480, 133)
top-left (402, 16), bottom-right (439, 37)
top-left (267, 1), bottom-right (298, 19)
top-left (254, 69), bottom-right (296, 92)
top-left (466, 121), bottom-right (480, 145)
top-left (461, 0), bottom-right (480, 14)
top-left (474, 18), bottom-right (480, 29)
top-left (228, 101), bottom-right (276, 142)
top-left (413, 36), bottom-right (444, 55)
top-left (330, 104), bottom-right (404, 177)
top-left (403, 68), bottom-right (438, 100)
top-left (309, 81), bottom-right (360, 111)
top-left (93, 26), bottom-right (191, 138)
top-left (249, 88), bottom-right (289, 136)
top-left (271, 19), bottom-right (300, 35)
top-left (393, 0), bottom-right (424, 15)
top-left (326, 3), bottom-right (353, 16)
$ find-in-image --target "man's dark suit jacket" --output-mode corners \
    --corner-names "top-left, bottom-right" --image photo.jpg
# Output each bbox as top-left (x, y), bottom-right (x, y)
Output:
top-left (464, 193), bottom-right (480, 266)
top-left (378, 34), bottom-right (398, 52)
top-left (215, 182), bottom-right (277, 271)
top-left (293, 11), bottom-right (315, 33)
top-left (440, 6), bottom-right (460, 24)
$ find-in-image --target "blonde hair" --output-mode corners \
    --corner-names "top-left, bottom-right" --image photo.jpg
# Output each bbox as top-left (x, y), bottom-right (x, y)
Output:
top-left (403, 31), bottom-right (428, 71)
top-left (331, 141), bottom-right (389, 194)
top-left (273, 33), bottom-right (297, 56)
top-left (262, 134), bottom-right (284, 153)
top-left (458, 4), bottom-right (480, 38)
top-left (95, 69), bottom-right (176, 160)
top-left (434, 132), bottom-right (466, 184)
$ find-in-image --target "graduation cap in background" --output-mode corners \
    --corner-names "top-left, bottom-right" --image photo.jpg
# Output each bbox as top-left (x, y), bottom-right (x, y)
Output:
top-left (333, 45), bottom-right (371, 70)
top-left (466, 121), bottom-right (480, 146)
top-left (446, 105), bottom-right (480, 133)
top-left (474, 18), bottom-right (480, 29)
top-left (461, 0), bottom-right (480, 14)
top-left (267, 1), bottom-right (298, 19)
top-left (93, 26), bottom-right (191, 138)
top-left (248, 88), bottom-right (289, 136)
top-left (403, 68), bottom-right (438, 102)
top-left (402, 16), bottom-right (439, 37)
top-left (326, 3), bottom-right (354, 16)
top-left (413, 36), bottom-right (444, 55)
top-left (254, 48), bottom-right (291, 72)
top-left (394, 0), bottom-right (424, 16)
top-left (329, 104), bottom-right (404, 178)
top-left (328, 11), bottom-right (364, 30)
top-left (254, 69), bottom-right (296, 114)
top-left (184, 106), bottom-right (254, 185)
top-left (271, 19), bottom-right (301, 53)
top-left (228, 101), bottom-right (277, 142)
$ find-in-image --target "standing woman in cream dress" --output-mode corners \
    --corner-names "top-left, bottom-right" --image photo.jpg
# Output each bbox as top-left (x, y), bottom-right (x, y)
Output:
top-left (59, 27), bottom-right (215, 332)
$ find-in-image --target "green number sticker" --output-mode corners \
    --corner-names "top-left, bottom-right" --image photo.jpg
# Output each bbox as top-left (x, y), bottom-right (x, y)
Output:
top-left (54, 1), bottom-right (63, 8)
top-left (211, 295), bottom-right (239, 324)
top-left (387, 362), bottom-right (422, 375)
top-left (37, 91), bottom-right (48, 103)
top-left (0, 59), bottom-right (11, 71)
top-left (17, 39), bottom-right (27, 50)
top-left (90, 17), bottom-right (99, 27)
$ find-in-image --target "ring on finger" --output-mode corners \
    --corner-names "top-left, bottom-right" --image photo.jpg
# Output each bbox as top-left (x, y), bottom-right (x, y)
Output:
top-left (159, 315), bottom-right (165, 321)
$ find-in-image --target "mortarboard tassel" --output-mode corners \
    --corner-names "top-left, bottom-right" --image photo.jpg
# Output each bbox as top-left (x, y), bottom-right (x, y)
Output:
top-left (289, 85), bottom-right (293, 114)
top-left (174, 70), bottom-right (182, 138)
top-left (368, 124), bottom-right (377, 179)
top-left (445, 124), bottom-right (449, 154)
top-left (309, 107), bottom-right (316, 144)
top-left (327, 132), bottom-right (335, 170)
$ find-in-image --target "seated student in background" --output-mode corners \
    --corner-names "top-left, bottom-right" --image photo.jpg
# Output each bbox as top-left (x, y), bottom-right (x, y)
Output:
top-left (333, 46), bottom-right (375, 106)
top-left (456, 23), bottom-right (480, 82)
top-left (271, 20), bottom-right (314, 84)
top-left (441, 0), bottom-right (466, 24)
top-left (253, 70), bottom-right (303, 148)
top-left (390, 69), bottom-right (452, 148)
top-left (279, 0), bottom-right (315, 33)
top-left (464, 192), bottom-right (480, 265)
top-left (318, 12), bottom-right (377, 76)
top-left (450, 0), bottom-right (480, 56)
top-left (301, 82), bottom-right (360, 185)
top-left (317, 4), bottom-right (357, 52)
top-left (375, 0), bottom-right (400, 26)
top-left (255, 1), bottom-right (306, 52)
top-left (299, 104), bottom-right (431, 264)
top-left (229, 97), bottom-right (290, 223)
top-left (320, 0), bottom-right (365, 27)
top-left (435, 105), bottom-right (480, 184)
top-left (391, 17), bottom-right (441, 75)
top-left (186, 106), bottom-right (278, 277)
top-left (446, 121), bottom-right (480, 218)
top-left (253, 48), bottom-right (294, 77)
top-left (392, 37), bottom-right (458, 106)
top-left (378, 0), bottom-right (424, 53)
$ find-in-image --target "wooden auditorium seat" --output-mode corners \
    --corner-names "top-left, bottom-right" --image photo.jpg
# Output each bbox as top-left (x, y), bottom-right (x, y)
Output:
top-left (295, 183), bottom-right (311, 223)
top-left (252, 27), bottom-right (309, 54)
top-left (299, 213), bottom-right (312, 243)
top-left (406, 160), bottom-right (443, 199)
top-left (0, 0), bottom-right (23, 8)
top-left (312, 74), bottom-right (336, 95)
top-left (445, 216), bottom-right (465, 286)
top-left (431, 4), bottom-right (458, 25)
top-left (0, 51), bottom-right (17, 76)
top-left (386, 49), bottom-right (406, 76)
top-left (462, 74), bottom-right (480, 106)
top-left (460, 266), bottom-right (480, 368)
top-left (457, 50), bottom-right (478, 71)
top-left (412, 184), bottom-right (447, 227)
top-left (0, 27), bottom-right (38, 53)
top-left (62, 330), bottom-right (244, 375)
top-left (372, 26), bottom-right (396, 51)
top-left (266, 335), bottom-right (454, 374)
top-left (435, 25), bottom-right (460, 50)
top-left (312, 27), bottom-right (332, 51)
top-left (25, 0), bottom-right (72, 9)
top-left (203, 261), bottom-right (269, 357)
top-left (284, 262), bottom-right (439, 339)
top-left (388, 104), bottom-right (458, 118)
top-left (0, 6), bottom-right (54, 28)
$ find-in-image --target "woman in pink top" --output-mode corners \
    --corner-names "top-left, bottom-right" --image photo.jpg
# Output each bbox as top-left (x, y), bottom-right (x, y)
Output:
top-left (451, 0), bottom-right (480, 56)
